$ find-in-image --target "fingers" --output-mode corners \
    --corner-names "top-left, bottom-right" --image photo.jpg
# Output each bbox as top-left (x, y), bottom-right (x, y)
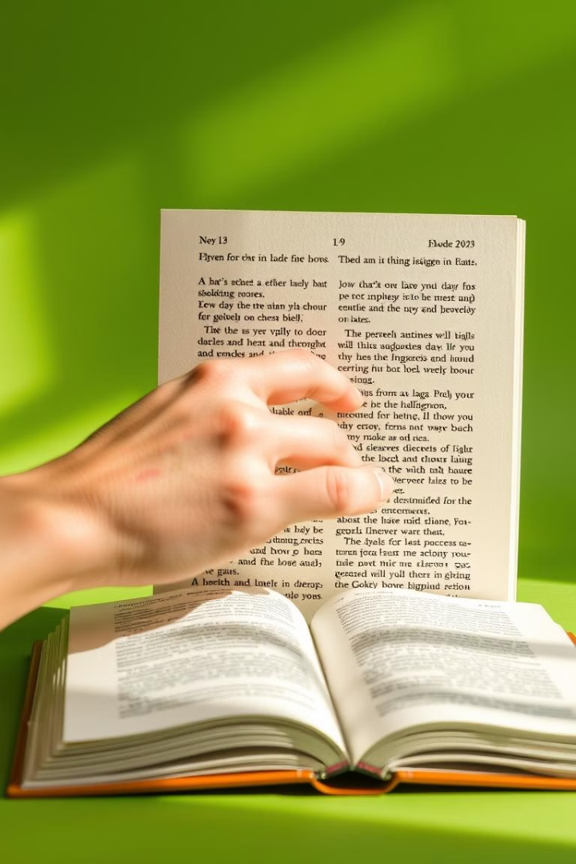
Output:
top-left (273, 465), bottom-right (394, 524)
top-left (192, 349), bottom-right (365, 413)
top-left (265, 414), bottom-right (363, 470)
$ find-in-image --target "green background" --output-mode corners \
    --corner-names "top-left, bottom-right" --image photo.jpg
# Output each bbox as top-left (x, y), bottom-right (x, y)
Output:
top-left (1, 1), bottom-right (576, 861)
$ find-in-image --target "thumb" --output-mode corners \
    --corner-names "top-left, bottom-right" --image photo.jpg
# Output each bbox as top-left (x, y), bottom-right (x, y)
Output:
top-left (273, 465), bottom-right (394, 523)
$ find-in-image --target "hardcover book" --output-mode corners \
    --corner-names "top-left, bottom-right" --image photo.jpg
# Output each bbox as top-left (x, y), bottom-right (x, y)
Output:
top-left (9, 587), bottom-right (576, 797)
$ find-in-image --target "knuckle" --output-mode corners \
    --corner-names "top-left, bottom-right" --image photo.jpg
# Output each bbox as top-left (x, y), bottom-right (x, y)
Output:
top-left (325, 468), bottom-right (352, 513)
top-left (187, 358), bottom-right (232, 388)
top-left (214, 401), bottom-right (260, 444)
top-left (284, 347), bottom-right (321, 376)
top-left (221, 475), bottom-right (267, 529)
top-left (289, 346), bottom-right (317, 365)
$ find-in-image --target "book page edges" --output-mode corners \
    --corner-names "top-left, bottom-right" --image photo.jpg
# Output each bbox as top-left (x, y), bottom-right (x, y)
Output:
top-left (507, 217), bottom-right (526, 602)
top-left (6, 642), bottom-right (320, 798)
top-left (7, 639), bottom-right (43, 798)
top-left (9, 639), bottom-right (576, 798)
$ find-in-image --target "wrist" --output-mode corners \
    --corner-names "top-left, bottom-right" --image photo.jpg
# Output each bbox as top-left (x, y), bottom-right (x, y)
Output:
top-left (0, 471), bottom-right (114, 628)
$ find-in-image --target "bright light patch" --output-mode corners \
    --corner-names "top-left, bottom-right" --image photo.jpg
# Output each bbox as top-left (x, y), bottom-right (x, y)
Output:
top-left (0, 388), bottom-right (141, 475)
top-left (185, 5), bottom-right (454, 198)
top-left (184, 2), bottom-right (576, 200)
top-left (0, 210), bottom-right (55, 412)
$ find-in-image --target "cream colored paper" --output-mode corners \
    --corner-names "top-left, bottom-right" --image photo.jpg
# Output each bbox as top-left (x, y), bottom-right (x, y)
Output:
top-left (159, 210), bottom-right (524, 619)
top-left (311, 588), bottom-right (576, 770)
top-left (62, 588), bottom-right (345, 751)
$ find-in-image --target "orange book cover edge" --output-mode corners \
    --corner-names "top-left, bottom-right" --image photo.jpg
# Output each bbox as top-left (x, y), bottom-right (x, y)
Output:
top-left (7, 639), bottom-right (576, 798)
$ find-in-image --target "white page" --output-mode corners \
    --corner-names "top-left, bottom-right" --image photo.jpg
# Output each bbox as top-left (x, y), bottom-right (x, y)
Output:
top-left (311, 588), bottom-right (576, 767)
top-left (159, 210), bottom-right (524, 619)
top-left (63, 587), bottom-right (346, 753)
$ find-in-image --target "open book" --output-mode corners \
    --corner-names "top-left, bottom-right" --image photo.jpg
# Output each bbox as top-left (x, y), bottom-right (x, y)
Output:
top-left (9, 587), bottom-right (576, 797)
top-left (158, 210), bottom-right (525, 616)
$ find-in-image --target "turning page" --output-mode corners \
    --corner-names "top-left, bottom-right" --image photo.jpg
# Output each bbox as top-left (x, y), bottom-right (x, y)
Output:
top-left (159, 210), bottom-right (524, 618)
top-left (61, 588), bottom-right (345, 750)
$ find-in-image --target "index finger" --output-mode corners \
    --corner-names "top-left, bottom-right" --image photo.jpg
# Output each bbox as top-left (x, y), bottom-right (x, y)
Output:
top-left (237, 349), bottom-right (365, 411)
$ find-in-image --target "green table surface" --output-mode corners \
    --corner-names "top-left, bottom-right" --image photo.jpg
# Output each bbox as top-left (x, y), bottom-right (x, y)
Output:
top-left (1, 578), bottom-right (576, 864)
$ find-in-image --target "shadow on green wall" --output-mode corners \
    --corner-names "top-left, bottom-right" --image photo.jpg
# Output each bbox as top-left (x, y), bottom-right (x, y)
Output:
top-left (1, 1), bottom-right (575, 581)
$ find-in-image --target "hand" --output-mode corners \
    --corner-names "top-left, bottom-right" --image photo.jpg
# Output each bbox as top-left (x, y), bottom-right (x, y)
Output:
top-left (0, 350), bottom-right (393, 624)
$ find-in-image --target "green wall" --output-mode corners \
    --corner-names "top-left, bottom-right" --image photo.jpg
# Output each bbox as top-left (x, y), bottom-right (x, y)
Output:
top-left (1, 1), bottom-right (575, 584)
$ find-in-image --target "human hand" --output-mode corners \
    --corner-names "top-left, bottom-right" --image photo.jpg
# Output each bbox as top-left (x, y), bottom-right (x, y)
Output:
top-left (0, 350), bottom-right (393, 620)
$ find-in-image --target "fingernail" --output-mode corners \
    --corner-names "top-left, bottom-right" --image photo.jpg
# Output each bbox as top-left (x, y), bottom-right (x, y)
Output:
top-left (372, 468), bottom-right (394, 501)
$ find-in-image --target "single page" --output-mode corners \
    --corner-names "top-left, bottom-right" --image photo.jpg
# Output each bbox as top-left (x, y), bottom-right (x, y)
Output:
top-left (159, 210), bottom-right (524, 618)
top-left (311, 588), bottom-right (576, 768)
top-left (63, 587), bottom-right (346, 756)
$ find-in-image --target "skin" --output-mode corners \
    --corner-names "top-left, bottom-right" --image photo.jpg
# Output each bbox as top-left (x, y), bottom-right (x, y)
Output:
top-left (0, 350), bottom-right (393, 630)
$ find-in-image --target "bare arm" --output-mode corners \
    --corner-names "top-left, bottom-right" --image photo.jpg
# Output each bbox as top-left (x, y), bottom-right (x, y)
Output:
top-left (0, 350), bottom-right (392, 629)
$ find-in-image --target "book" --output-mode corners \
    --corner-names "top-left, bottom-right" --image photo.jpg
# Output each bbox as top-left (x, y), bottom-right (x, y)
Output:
top-left (158, 210), bottom-right (525, 617)
top-left (8, 586), bottom-right (576, 797)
